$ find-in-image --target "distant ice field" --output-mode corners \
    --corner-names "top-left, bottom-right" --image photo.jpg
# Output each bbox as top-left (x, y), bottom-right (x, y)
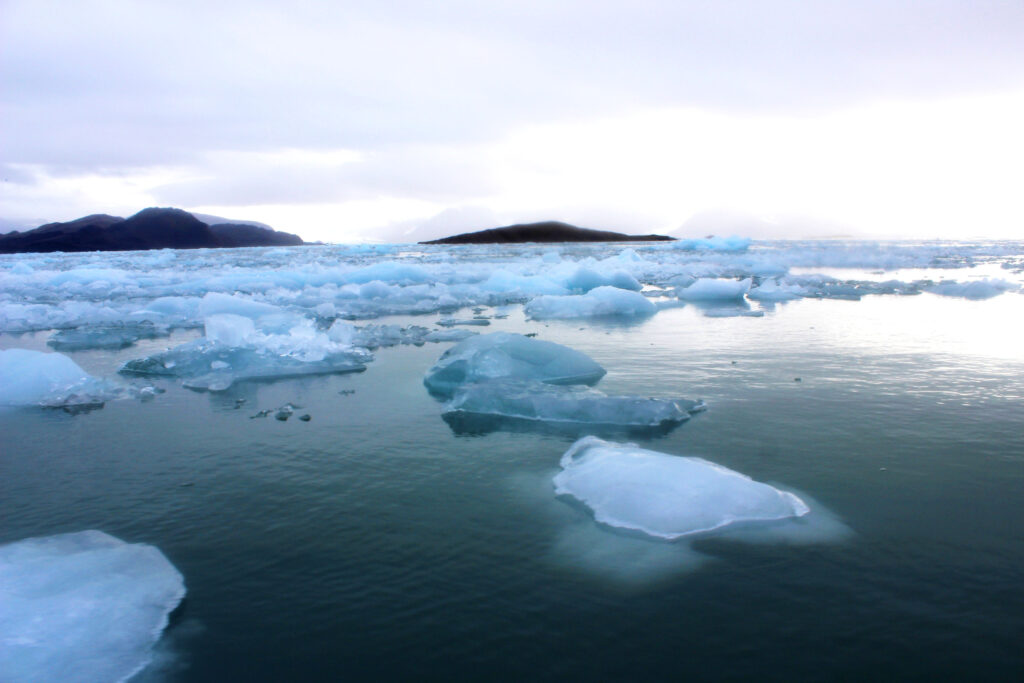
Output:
top-left (1, 239), bottom-right (1023, 681)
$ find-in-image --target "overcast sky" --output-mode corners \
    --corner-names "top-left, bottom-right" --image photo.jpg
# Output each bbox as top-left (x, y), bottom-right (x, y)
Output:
top-left (2, 0), bottom-right (1023, 242)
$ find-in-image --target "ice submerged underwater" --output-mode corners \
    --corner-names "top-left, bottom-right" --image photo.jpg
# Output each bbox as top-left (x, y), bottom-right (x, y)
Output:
top-left (1, 238), bottom-right (1020, 680)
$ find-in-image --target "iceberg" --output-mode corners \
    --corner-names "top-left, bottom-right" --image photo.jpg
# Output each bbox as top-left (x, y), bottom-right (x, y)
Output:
top-left (0, 530), bottom-right (185, 683)
top-left (564, 267), bottom-right (642, 293)
top-left (445, 379), bottom-right (704, 427)
top-left (747, 279), bottom-right (806, 302)
top-left (926, 278), bottom-right (1017, 300)
top-left (47, 322), bottom-right (169, 351)
top-left (423, 332), bottom-right (606, 397)
top-left (121, 316), bottom-right (370, 391)
top-left (677, 278), bottom-right (752, 301)
top-left (524, 286), bottom-right (657, 319)
top-left (553, 437), bottom-right (809, 540)
top-left (0, 348), bottom-right (128, 407)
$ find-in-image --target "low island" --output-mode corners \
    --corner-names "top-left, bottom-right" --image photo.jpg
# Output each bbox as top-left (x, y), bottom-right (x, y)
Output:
top-left (420, 221), bottom-right (675, 245)
top-left (0, 207), bottom-right (304, 254)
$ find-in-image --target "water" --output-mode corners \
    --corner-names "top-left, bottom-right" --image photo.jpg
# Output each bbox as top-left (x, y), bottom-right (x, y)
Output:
top-left (2, 242), bottom-right (1024, 680)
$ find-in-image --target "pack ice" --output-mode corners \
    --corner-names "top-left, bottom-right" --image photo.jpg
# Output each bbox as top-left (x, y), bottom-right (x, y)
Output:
top-left (423, 332), bottom-right (606, 397)
top-left (0, 348), bottom-right (126, 407)
top-left (120, 314), bottom-right (371, 391)
top-left (524, 286), bottom-right (656, 319)
top-left (0, 530), bottom-right (185, 683)
top-left (445, 379), bottom-right (705, 427)
top-left (554, 437), bottom-right (809, 539)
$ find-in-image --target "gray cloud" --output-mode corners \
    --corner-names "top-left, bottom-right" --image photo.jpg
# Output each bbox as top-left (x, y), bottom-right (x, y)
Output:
top-left (4, 0), bottom-right (1023, 173)
top-left (151, 145), bottom-right (496, 206)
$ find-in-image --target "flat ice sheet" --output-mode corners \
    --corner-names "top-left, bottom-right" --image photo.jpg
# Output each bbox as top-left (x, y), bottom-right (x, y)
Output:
top-left (554, 437), bottom-right (809, 539)
top-left (0, 530), bottom-right (186, 683)
top-left (423, 332), bottom-right (606, 397)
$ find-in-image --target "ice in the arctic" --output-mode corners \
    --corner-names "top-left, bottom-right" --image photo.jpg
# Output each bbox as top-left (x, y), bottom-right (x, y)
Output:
top-left (0, 348), bottom-right (128, 407)
top-left (554, 437), bottom-right (809, 540)
top-left (423, 332), bottom-right (606, 397)
top-left (0, 530), bottom-right (185, 683)
top-left (524, 286), bottom-right (657, 319)
top-left (121, 315), bottom-right (371, 391)
top-left (445, 379), bottom-right (704, 427)
top-left (676, 278), bottom-right (752, 301)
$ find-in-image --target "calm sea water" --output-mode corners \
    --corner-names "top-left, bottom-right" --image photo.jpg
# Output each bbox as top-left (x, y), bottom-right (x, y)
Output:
top-left (2, 245), bottom-right (1024, 681)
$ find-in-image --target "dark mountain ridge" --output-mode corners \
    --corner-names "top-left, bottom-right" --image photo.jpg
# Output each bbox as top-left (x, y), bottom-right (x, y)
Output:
top-left (420, 221), bottom-right (675, 244)
top-left (0, 208), bottom-right (304, 254)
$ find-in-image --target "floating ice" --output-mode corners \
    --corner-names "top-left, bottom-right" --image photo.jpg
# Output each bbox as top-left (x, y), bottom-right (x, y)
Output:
top-left (524, 286), bottom-right (657, 319)
top-left (0, 530), bottom-right (185, 683)
top-left (554, 437), bottom-right (810, 540)
top-left (674, 236), bottom-right (752, 252)
top-left (677, 278), bottom-right (752, 301)
top-left (121, 318), bottom-right (370, 391)
top-left (0, 349), bottom-right (129, 407)
top-left (47, 322), bottom-right (169, 350)
top-left (435, 317), bottom-right (491, 327)
top-left (564, 267), bottom-right (642, 293)
top-left (423, 332), bottom-right (606, 397)
top-left (926, 278), bottom-right (1017, 300)
top-left (445, 379), bottom-right (704, 426)
top-left (747, 279), bottom-right (807, 302)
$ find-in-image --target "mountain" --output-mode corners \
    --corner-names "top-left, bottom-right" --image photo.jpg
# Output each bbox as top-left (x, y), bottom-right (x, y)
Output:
top-left (420, 221), bottom-right (675, 244)
top-left (0, 208), bottom-right (304, 254)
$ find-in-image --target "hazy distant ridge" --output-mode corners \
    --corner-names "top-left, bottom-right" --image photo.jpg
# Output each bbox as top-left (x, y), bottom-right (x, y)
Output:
top-left (0, 208), bottom-right (304, 254)
top-left (421, 221), bottom-right (676, 244)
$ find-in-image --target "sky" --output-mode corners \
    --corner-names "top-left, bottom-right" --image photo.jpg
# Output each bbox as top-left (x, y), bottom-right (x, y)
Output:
top-left (2, 0), bottom-right (1023, 243)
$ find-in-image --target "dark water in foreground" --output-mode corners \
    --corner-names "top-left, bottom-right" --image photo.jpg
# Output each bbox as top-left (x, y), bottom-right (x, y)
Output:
top-left (3, 295), bottom-right (1024, 681)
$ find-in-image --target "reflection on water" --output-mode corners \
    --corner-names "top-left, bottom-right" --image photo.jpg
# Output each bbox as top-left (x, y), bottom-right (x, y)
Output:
top-left (2, 255), bottom-right (1024, 680)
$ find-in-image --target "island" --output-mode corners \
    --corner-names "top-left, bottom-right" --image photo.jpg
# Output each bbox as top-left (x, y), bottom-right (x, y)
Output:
top-left (420, 221), bottom-right (676, 244)
top-left (0, 207), bottom-right (304, 254)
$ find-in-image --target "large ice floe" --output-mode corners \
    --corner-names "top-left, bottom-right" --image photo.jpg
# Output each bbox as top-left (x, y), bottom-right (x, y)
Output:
top-left (121, 313), bottom-right (371, 391)
top-left (423, 332), bottom-right (607, 398)
top-left (554, 437), bottom-right (810, 540)
top-left (0, 348), bottom-right (132, 407)
top-left (0, 530), bottom-right (185, 683)
top-left (444, 379), bottom-right (705, 427)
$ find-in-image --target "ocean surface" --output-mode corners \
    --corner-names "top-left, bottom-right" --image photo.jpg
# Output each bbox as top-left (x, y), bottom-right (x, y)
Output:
top-left (2, 239), bottom-right (1023, 681)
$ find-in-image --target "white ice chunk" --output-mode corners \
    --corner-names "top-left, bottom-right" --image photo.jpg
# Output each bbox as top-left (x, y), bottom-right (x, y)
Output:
top-left (445, 379), bottom-right (704, 426)
top-left (524, 286), bottom-right (657, 319)
top-left (747, 279), bottom-right (807, 301)
top-left (564, 267), bottom-right (642, 293)
top-left (0, 349), bottom-right (127, 407)
top-left (677, 278), bottom-right (752, 301)
top-left (926, 278), bottom-right (1017, 300)
top-left (674, 236), bottom-right (751, 252)
top-left (0, 530), bottom-right (185, 683)
top-left (204, 313), bottom-right (257, 347)
top-left (423, 332), bottom-right (606, 397)
top-left (197, 292), bottom-right (283, 319)
top-left (554, 437), bottom-right (809, 539)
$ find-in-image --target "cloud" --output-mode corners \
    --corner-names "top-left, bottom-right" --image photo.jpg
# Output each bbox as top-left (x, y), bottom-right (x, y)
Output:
top-left (4, 0), bottom-right (1023, 173)
top-left (151, 146), bottom-right (497, 206)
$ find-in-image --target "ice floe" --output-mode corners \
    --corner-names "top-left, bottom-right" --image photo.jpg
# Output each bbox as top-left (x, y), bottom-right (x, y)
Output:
top-left (676, 277), bottom-right (752, 301)
top-left (0, 530), bottom-right (185, 683)
top-left (0, 348), bottom-right (132, 407)
top-left (524, 286), bottom-right (657, 319)
top-left (444, 379), bottom-right (704, 426)
top-left (423, 332), bottom-right (606, 397)
top-left (554, 437), bottom-right (809, 540)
